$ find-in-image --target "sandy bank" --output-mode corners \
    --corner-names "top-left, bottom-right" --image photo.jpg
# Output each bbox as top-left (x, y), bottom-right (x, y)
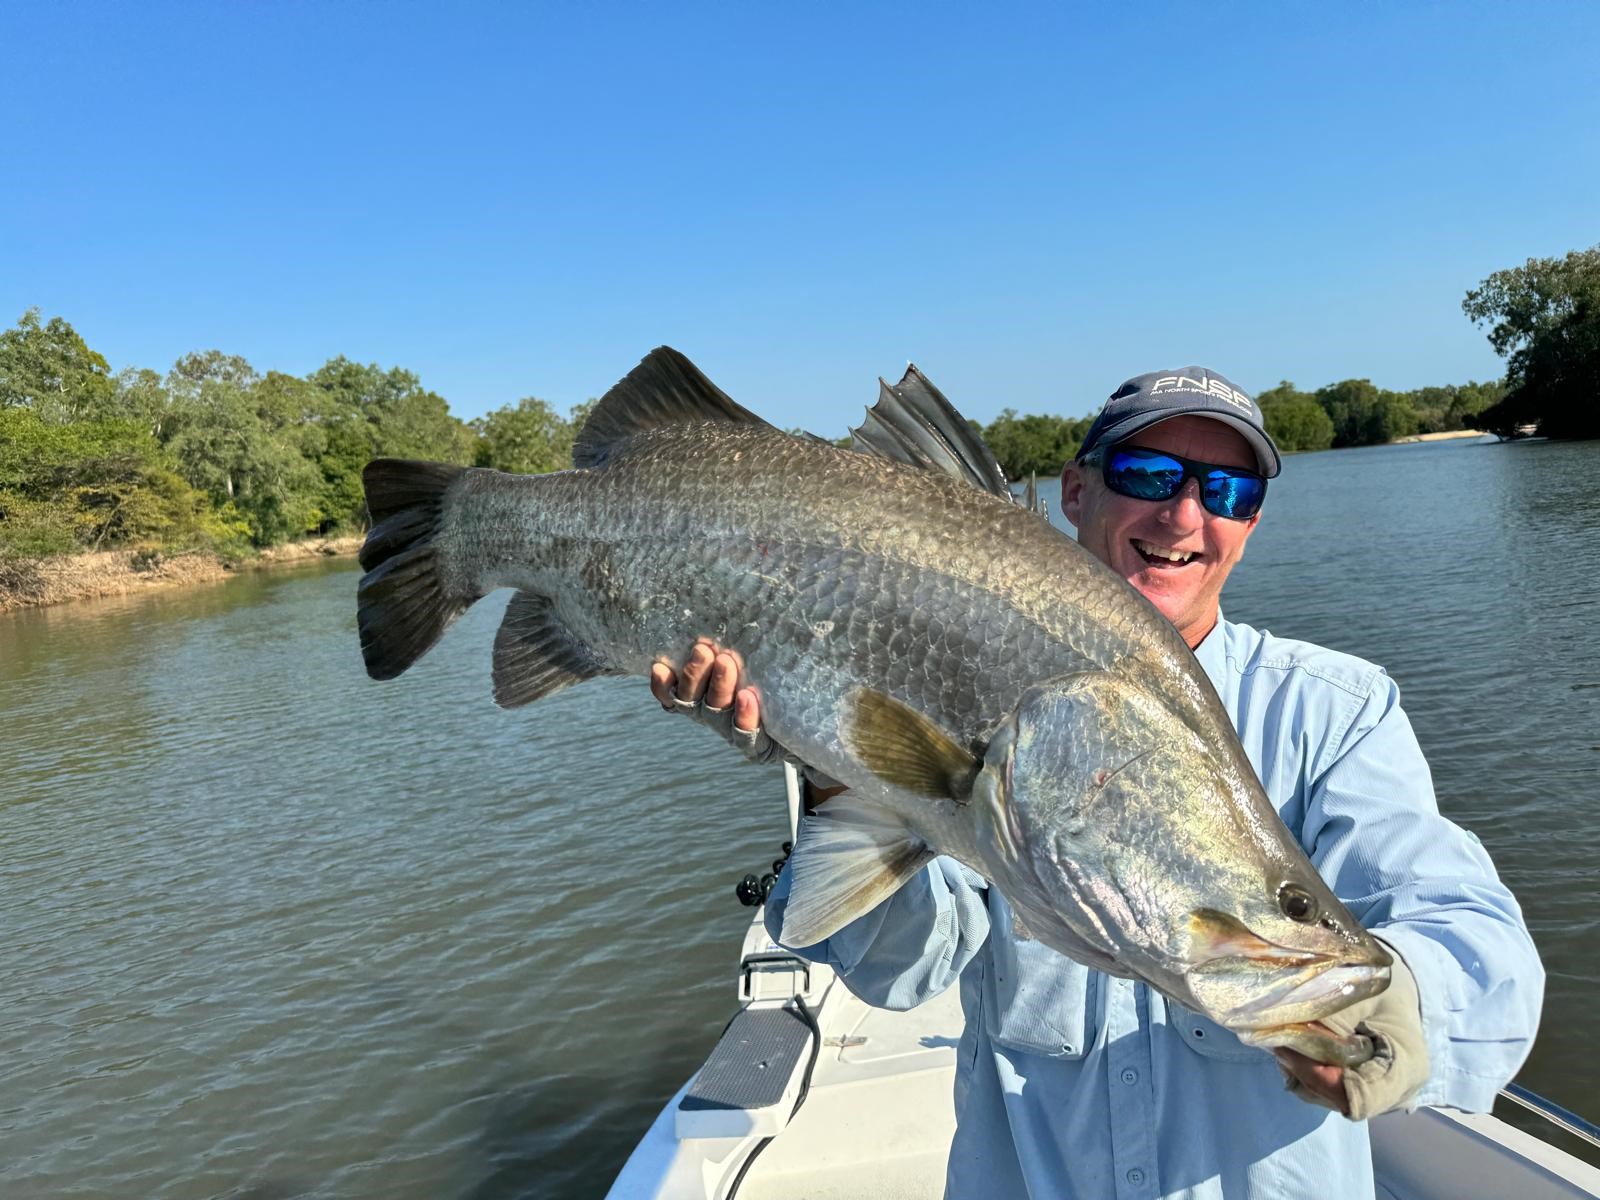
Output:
top-left (1390, 429), bottom-right (1486, 444)
top-left (0, 535), bottom-right (363, 615)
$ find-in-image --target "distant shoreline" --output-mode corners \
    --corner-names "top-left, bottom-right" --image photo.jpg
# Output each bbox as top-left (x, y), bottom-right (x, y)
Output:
top-left (0, 536), bottom-right (363, 615)
top-left (1, 427), bottom-right (1494, 615)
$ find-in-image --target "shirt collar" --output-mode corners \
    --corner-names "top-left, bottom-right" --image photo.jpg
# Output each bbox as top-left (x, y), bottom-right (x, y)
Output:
top-left (1191, 609), bottom-right (1228, 684)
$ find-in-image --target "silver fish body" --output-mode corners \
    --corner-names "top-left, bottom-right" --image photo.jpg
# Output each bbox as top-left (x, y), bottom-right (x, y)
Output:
top-left (358, 347), bottom-right (1391, 1065)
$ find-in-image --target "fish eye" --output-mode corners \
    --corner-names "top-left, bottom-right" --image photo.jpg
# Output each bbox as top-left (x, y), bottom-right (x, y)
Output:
top-left (1277, 883), bottom-right (1318, 924)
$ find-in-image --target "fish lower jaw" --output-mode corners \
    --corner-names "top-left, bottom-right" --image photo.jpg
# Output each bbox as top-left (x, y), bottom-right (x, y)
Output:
top-left (1221, 961), bottom-right (1391, 1030)
top-left (1237, 1021), bottom-right (1377, 1069)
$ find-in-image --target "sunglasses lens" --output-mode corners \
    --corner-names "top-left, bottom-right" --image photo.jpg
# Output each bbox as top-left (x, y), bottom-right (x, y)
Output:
top-left (1204, 471), bottom-right (1265, 519)
top-left (1103, 448), bottom-right (1264, 519)
top-left (1105, 451), bottom-right (1184, 501)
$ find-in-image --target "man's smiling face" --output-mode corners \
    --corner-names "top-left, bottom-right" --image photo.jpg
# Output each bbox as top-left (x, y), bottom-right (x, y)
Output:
top-left (1062, 414), bottom-right (1262, 648)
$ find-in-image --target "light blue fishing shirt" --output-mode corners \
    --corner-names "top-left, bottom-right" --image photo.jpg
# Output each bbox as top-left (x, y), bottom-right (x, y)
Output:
top-left (764, 615), bottom-right (1543, 1200)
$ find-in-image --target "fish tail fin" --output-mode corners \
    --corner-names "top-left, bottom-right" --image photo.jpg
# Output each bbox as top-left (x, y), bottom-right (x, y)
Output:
top-left (358, 458), bottom-right (478, 681)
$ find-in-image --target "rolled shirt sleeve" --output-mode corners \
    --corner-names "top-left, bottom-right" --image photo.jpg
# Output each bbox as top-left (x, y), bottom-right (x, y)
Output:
top-left (764, 854), bottom-right (992, 1011)
top-left (1301, 670), bottom-right (1544, 1111)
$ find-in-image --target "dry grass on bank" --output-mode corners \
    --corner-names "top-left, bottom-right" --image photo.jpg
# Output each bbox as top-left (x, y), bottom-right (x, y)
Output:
top-left (0, 535), bottom-right (364, 614)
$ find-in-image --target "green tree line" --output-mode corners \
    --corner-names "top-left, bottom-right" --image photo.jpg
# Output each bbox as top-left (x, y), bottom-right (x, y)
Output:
top-left (0, 309), bottom-right (592, 566)
top-left (1254, 377), bottom-right (1506, 453)
top-left (6, 243), bottom-right (1591, 569)
top-left (974, 375), bottom-right (1505, 478)
top-left (1463, 245), bottom-right (1600, 439)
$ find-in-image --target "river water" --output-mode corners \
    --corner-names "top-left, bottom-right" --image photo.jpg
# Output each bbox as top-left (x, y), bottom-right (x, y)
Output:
top-left (2, 435), bottom-right (1597, 1198)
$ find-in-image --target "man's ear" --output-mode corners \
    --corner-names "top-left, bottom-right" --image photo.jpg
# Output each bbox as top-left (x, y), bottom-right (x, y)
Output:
top-left (1061, 461), bottom-right (1087, 527)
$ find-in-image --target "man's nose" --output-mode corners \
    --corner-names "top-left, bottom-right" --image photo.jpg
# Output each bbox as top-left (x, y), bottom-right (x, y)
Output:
top-left (1158, 478), bottom-right (1207, 530)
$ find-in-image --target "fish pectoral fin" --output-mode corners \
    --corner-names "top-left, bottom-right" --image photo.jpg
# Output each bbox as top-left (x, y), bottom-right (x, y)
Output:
top-left (1010, 904), bottom-right (1035, 942)
top-left (777, 799), bottom-right (935, 948)
top-left (572, 347), bottom-right (771, 469)
top-left (848, 366), bottom-right (1012, 499)
top-left (492, 591), bottom-right (618, 707)
top-left (843, 688), bottom-right (981, 801)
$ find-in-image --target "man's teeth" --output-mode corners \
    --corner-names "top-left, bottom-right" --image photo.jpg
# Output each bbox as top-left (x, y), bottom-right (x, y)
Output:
top-left (1134, 539), bottom-right (1195, 564)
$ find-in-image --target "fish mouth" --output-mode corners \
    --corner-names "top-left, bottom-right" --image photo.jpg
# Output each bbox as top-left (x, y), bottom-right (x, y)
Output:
top-left (1237, 1019), bottom-right (1379, 1069)
top-left (1186, 909), bottom-right (1392, 1032)
top-left (1218, 959), bottom-right (1391, 1027)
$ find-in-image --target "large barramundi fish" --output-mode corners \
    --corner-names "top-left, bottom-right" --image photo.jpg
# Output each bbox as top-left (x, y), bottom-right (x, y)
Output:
top-left (357, 347), bottom-right (1391, 1065)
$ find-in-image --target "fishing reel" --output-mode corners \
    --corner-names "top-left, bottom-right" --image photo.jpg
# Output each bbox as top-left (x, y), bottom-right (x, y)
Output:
top-left (734, 841), bottom-right (792, 907)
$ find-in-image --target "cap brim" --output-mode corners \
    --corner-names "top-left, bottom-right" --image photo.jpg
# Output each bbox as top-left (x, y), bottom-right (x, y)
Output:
top-left (1089, 408), bottom-right (1281, 477)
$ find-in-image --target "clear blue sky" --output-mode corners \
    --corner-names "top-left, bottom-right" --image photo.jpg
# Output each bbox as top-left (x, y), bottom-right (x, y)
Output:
top-left (3, 3), bottom-right (1597, 428)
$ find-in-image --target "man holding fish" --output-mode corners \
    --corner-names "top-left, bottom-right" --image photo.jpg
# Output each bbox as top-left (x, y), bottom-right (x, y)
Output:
top-left (357, 347), bottom-right (1542, 1200)
top-left (649, 368), bottom-right (1543, 1199)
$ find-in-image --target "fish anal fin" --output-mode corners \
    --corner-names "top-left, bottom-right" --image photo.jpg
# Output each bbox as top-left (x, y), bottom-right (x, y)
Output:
top-left (573, 347), bottom-right (770, 469)
top-left (492, 591), bottom-right (617, 707)
top-left (844, 688), bottom-right (980, 800)
top-left (777, 799), bottom-right (935, 948)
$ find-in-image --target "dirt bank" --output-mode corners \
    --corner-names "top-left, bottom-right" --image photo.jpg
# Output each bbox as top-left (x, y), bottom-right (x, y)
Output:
top-left (0, 536), bottom-right (364, 615)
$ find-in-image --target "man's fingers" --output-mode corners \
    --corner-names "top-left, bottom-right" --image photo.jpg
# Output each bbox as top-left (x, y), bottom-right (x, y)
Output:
top-left (678, 642), bottom-right (716, 702)
top-left (649, 662), bottom-right (677, 708)
top-left (706, 652), bottom-right (740, 710)
top-left (733, 687), bottom-right (760, 733)
top-left (1274, 1049), bottom-right (1350, 1115)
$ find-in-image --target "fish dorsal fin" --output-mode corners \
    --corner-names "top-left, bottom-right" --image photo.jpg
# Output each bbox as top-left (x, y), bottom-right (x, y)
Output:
top-left (777, 797), bottom-right (935, 948)
top-left (848, 364), bottom-right (1012, 499)
top-left (573, 346), bottom-right (771, 469)
top-left (843, 687), bottom-right (981, 801)
top-left (492, 590), bottom-right (620, 706)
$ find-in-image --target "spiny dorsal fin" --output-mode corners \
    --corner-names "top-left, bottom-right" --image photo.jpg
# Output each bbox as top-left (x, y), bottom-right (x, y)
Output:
top-left (843, 687), bottom-right (981, 801)
top-left (492, 590), bottom-right (620, 706)
top-left (573, 347), bottom-right (770, 469)
top-left (848, 364), bottom-right (1012, 499)
top-left (777, 798), bottom-right (935, 948)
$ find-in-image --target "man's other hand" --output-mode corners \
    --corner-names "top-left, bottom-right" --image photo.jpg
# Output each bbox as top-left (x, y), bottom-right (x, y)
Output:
top-left (1276, 938), bottom-right (1428, 1120)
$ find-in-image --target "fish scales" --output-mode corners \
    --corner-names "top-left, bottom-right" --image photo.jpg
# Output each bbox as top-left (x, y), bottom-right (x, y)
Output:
top-left (439, 422), bottom-right (1168, 771)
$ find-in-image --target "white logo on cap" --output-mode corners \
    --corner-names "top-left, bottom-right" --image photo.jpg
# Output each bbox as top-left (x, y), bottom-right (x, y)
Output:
top-left (1149, 374), bottom-right (1255, 414)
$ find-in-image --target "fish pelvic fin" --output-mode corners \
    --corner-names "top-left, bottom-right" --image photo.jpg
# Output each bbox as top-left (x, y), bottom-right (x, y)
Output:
top-left (493, 591), bottom-right (619, 707)
top-left (357, 459), bottom-right (477, 681)
top-left (777, 798), bottom-right (935, 948)
top-left (848, 365), bottom-right (1012, 499)
top-left (843, 687), bottom-right (980, 801)
top-left (573, 347), bottom-right (770, 469)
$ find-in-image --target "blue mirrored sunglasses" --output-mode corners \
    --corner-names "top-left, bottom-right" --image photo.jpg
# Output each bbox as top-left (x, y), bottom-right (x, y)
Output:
top-left (1082, 446), bottom-right (1267, 521)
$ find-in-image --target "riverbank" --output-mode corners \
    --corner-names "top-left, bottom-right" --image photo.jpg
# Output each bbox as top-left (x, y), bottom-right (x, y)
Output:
top-left (1391, 428), bottom-right (1486, 443)
top-left (0, 535), bottom-right (363, 614)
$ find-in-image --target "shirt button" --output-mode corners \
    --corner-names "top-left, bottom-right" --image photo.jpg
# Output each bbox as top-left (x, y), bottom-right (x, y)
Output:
top-left (1126, 1167), bottom-right (1146, 1185)
top-left (1120, 1067), bottom-right (1139, 1085)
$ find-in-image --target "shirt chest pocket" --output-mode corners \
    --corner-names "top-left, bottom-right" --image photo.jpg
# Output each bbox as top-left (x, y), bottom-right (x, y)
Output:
top-left (983, 894), bottom-right (1096, 1059)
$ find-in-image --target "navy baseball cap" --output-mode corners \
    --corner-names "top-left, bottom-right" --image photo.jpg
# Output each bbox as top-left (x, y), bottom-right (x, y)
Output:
top-left (1074, 367), bottom-right (1281, 478)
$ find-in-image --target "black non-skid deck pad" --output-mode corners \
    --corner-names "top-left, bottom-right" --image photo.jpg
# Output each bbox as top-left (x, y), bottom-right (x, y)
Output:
top-left (678, 1006), bottom-right (812, 1114)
